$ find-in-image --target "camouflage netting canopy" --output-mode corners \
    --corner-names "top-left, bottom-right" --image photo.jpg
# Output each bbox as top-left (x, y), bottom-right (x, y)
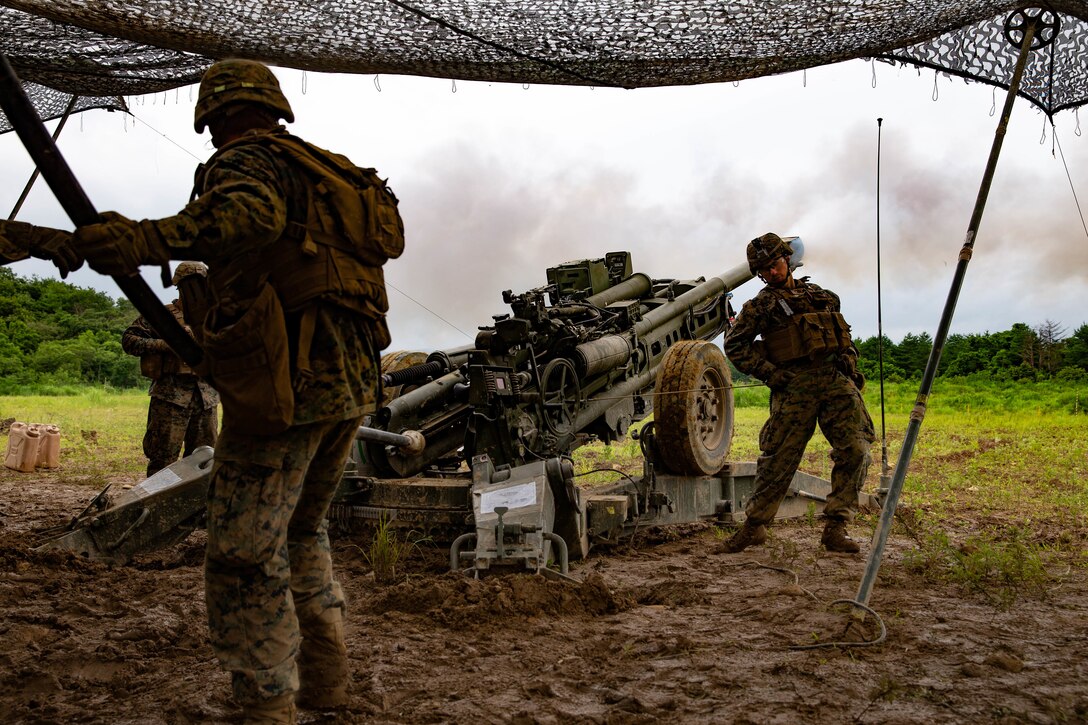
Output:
top-left (2, 0), bottom-right (1088, 133)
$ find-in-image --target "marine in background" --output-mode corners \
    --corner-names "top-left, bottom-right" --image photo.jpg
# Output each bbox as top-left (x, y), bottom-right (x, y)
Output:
top-left (122, 261), bottom-right (219, 478)
top-left (721, 232), bottom-right (875, 555)
top-left (0, 219), bottom-right (83, 277)
top-left (76, 59), bottom-right (402, 724)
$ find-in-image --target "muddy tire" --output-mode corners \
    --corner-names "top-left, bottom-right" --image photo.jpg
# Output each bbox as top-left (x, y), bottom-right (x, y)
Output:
top-left (653, 340), bottom-right (733, 475)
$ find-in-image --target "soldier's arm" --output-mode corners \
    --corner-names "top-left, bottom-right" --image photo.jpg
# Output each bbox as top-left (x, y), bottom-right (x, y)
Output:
top-left (0, 220), bottom-right (83, 276)
top-left (150, 144), bottom-right (288, 260)
top-left (723, 295), bottom-right (778, 382)
top-left (122, 317), bottom-right (171, 356)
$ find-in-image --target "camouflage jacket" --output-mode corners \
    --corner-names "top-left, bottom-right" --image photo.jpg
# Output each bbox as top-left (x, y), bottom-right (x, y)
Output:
top-left (152, 126), bottom-right (375, 424)
top-left (122, 302), bottom-right (220, 409)
top-left (724, 276), bottom-right (848, 381)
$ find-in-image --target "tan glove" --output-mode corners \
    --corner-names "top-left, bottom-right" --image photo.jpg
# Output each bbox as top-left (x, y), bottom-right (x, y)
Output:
top-left (27, 228), bottom-right (84, 279)
top-left (75, 211), bottom-right (170, 276)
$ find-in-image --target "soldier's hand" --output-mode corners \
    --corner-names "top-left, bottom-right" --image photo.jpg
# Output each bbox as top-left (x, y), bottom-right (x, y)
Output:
top-left (28, 229), bottom-right (84, 279)
top-left (767, 369), bottom-right (796, 391)
top-left (75, 211), bottom-right (169, 276)
top-left (850, 370), bottom-right (866, 391)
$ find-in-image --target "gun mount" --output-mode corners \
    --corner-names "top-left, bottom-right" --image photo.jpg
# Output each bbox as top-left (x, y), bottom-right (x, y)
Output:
top-left (38, 240), bottom-right (877, 576)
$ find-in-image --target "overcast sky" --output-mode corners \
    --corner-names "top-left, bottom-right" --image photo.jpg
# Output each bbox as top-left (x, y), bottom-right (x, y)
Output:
top-left (3, 59), bottom-right (1087, 352)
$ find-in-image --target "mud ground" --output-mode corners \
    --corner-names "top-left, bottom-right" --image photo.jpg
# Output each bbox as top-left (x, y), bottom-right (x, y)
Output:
top-left (1, 470), bottom-right (1085, 724)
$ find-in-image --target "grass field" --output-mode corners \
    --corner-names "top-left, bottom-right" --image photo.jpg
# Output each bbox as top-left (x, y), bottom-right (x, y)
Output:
top-left (0, 387), bottom-right (150, 484)
top-left (4, 379), bottom-right (1087, 569)
top-left (577, 379), bottom-right (1088, 569)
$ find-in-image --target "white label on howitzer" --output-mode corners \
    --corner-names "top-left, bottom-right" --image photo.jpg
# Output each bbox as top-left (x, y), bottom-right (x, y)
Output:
top-left (480, 482), bottom-right (537, 513)
top-left (139, 467), bottom-right (183, 497)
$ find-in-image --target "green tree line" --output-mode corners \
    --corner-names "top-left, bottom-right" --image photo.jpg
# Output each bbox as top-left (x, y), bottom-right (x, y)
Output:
top-left (0, 267), bottom-right (141, 392)
top-left (855, 320), bottom-right (1088, 383)
top-left (3, 268), bottom-right (1087, 392)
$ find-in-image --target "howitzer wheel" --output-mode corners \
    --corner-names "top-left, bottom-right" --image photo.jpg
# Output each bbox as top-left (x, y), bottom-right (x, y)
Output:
top-left (541, 358), bottom-right (581, 435)
top-left (380, 350), bottom-right (428, 405)
top-left (653, 340), bottom-right (733, 476)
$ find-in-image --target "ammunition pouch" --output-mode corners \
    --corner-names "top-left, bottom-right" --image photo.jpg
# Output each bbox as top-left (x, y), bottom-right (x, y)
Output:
top-left (368, 315), bottom-right (392, 352)
top-left (139, 354), bottom-right (163, 380)
top-left (763, 311), bottom-right (853, 365)
top-left (198, 282), bottom-right (294, 435)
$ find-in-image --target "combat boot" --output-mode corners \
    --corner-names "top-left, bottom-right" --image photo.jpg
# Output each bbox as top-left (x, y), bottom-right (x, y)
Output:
top-left (242, 694), bottom-right (296, 725)
top-left (297, 607), bottom-right (351, 710)
top-left (821, 520), bottom-right (861, 553)
top-left (718, 521), bottom-right (768, 553)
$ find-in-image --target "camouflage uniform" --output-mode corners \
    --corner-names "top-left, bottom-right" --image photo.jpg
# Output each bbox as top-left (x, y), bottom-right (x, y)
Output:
top-left (122, 302), bottom-right (219, 477)
top-left (724, 278), bottom-right (875, 527)
top-left (148, 129), bottom-right (378, 707)
top-left (76, 61), bottom-right (394, 718)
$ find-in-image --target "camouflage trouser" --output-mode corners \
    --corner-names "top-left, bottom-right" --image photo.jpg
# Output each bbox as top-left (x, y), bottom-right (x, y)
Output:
top-left (745, 366), bottom-right (875, 526)
top-left (143, 395), bottom-right (218, 477)
top-left (204, 415), bottom-right (363, 706)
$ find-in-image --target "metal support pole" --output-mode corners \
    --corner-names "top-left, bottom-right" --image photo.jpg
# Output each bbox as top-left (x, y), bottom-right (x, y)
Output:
top-left (855, 17), bottom-right (1039, 607)
top-left (8, 95), bottom-right (78, 221)
top-left (0, 54), bottom-right (202, 365)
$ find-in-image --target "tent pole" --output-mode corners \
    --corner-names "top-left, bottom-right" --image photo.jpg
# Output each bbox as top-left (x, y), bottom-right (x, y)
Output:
top-left (8, 94), bottom-right (79, 221)
top-left (854, 17), bottom-right (1039, 608)
top-left (0, 54), bottom-right (202, 366)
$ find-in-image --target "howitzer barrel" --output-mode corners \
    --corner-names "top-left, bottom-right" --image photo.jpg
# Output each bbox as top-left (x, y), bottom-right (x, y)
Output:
top-left (585, 272), bottom-right (652, 308)
top-left (632, 262), bottom-right (752, 338)
top-left (631, 239), bottom-right (805, 338)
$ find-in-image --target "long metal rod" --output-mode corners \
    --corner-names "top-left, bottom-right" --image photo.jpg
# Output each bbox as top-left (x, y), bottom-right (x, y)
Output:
top-left (875, 117), bottom-right (891, 489)
top-left (855, 20), bottom-right (1038, 607)
top-left (0, 54), bottom-right (203, 365)
top-left (8, 95), bottom-right (78, 221)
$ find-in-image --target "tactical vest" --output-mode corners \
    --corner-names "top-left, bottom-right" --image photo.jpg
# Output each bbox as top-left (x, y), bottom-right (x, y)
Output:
top-left (761, 282), bottom-right (854, 365)
top-left (196, 129), bottom-right (403, 335)
top-left (191, 130), bottom-right (404, 431)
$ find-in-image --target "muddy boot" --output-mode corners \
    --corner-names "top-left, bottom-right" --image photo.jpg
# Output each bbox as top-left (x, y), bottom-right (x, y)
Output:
top-left (297, 607), bottom-right (351, 710)
top-left (821, 520), bottom-right (861, 553)
top-left (242, 694), bottom-right (297, 725)
top-left (718, 521), bottom-right (768, 553)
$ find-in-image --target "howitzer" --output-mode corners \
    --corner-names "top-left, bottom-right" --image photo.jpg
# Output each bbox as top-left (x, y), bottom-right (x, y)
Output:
top-left (39, 240), bottom-right (876, 574)
top-left (356, 246), bottom-right (787, 479)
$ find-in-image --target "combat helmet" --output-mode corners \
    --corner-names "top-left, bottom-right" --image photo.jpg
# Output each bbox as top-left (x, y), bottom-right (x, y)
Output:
top-left (746, 232), bottom-right (793, 274)
top-left (194, 59), bottom-right (294, 133)
top-left (171, 261), bottom-right (208, 286)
